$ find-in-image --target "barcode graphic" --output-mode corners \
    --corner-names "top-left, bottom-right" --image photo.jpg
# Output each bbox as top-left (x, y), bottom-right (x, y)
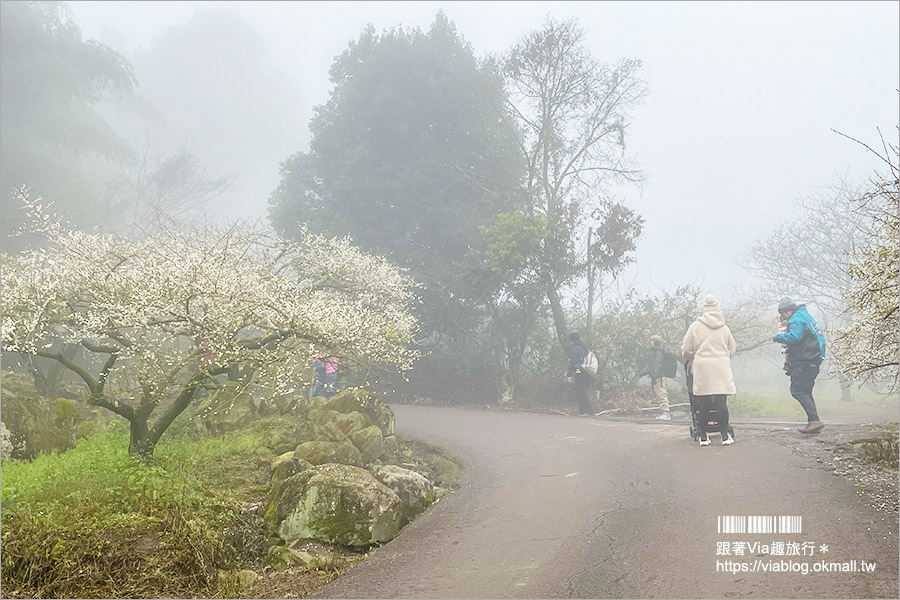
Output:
top-left (718, 516), bottom-right (802, 534)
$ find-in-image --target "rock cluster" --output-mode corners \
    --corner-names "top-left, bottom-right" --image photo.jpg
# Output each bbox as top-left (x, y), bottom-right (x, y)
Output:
top-left (259, 389), bottom-right (435, 552)
top-left (1, 372), bottom-right (78, 460)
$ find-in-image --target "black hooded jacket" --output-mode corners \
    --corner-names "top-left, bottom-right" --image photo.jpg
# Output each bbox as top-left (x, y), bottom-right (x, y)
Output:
top-left (568, 339), bottom-right (589, 375)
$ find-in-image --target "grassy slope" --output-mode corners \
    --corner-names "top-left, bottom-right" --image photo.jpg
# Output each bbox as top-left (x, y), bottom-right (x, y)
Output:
top-left (1, 417), bottom-right (286, 598)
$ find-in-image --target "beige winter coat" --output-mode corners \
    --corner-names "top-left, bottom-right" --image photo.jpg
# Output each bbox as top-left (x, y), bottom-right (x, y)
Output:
top-left (681, 300), bottom-right (737, 396)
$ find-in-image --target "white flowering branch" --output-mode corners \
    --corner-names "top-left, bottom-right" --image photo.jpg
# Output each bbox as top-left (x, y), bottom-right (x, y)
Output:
top-left (2, 190), bottom-right (419, 457)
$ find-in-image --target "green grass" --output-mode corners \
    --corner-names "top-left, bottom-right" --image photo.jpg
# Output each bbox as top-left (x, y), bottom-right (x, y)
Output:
top-left (664, 375), bottom-right (898, 419)
top-left (1, 417), bottom-right (294, 599)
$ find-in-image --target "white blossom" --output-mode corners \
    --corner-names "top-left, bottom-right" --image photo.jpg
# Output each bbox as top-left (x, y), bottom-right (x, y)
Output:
top-left (2, 190), bottom-right (419, 419)
top-left (833, 165), bottom-right (899, 390)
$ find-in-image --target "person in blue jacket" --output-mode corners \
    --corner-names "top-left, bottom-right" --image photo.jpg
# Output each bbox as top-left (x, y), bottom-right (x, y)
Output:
top-left (773, 297), bottom-right (826, 434)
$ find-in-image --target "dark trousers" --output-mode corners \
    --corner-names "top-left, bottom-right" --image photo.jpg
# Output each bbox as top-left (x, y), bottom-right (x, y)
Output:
top-left (311, 372), bottom-right (338, 399)
top-left (695, 394), bottom-right (729, 438)
top-left (789, 363), bottom-right (820, 422)
top-left (573, 373), bottom-right (592, 414)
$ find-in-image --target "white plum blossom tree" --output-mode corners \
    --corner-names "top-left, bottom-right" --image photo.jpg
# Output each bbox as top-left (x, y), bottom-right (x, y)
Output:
top-left (1, 190), bottom-right (418, 457)
top-left (833, 146), bottom-right (899, 391)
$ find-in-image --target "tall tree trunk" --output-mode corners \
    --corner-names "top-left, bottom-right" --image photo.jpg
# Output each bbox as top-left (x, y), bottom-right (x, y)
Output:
top-left (586, 227), bottom-right (594, 341)
top-left (503, 343), bottom-right (525, 404)
top-left (546, 283), bottom-right (569, 350)
top-left (128, 416), bottom-right (154, 459)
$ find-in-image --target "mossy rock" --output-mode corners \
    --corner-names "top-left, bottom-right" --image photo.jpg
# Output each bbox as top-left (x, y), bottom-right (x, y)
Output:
top-left (294, 440), bottom-right (361, 466)
top-left (266, 419), bottom-right (338, 455)
top-left (307, 408), bottom-right (371, 436)
top-left (265, 546), bottom-right (313, 571)
top-left (268, 392), bottom-right (296, 415)
top-left (192, 382), bottom-right (258, 435)
top-left (380, 435), bottom-right (401, 463)
top-left (217, 568), bottom-right (261, 595)
top-left (371, 465), bottom-right (435, 520)
top-left (292, 395), bottom-right (330, 416)
top-left (325, 389), bottom-right (395, 436)
top-left (271, 452), bottom-right (314, 486)
top-left (278, 393), bottom-right (329, 418)
top-left (0, 377), bottom-right (77, 459)
top-left (268, 464), bottom-right (406, 547)
top-left (338, 411), bottom-right (374, 435)
top-left (348, 425), bottom-right (384, 465)
top-left (272, 451), bottom-right (296, 471)
top-left (318, 420), bottom-right (351, 443)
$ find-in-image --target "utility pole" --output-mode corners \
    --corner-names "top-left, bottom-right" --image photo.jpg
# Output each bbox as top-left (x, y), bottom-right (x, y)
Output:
top-left (586, 226), bottom-right (594, 340)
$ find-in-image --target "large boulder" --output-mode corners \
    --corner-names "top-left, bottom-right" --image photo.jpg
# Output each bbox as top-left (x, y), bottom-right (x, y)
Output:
top-left (266, 464), bottom-right (406, 546)
top-left (325, 389), bottom-right (395, 437)
top-left (310, 419), bottom-right (350, 444)
top-left (307, 408), bottom-right (372, 436)
top-left (0, 373), bottom-right (78, 459)
top-left (193, 382), bottom-right (258, 435)
top-left (294, 440), bottom-right (362, 466)
top-left (371, 465), bottom-right (435, 520)
top-left (271, 452), bottom-right (314, 486)
top-left (281, 394), bottom-right (330, 419)
top-left (265, 416), bottom-right (348, 455)
top-left (348, 425), bottom-right (383, 465)
top-left (266, 422), bottom-right (318, 455)
top-left (335, 411), bottom-right (373, 435)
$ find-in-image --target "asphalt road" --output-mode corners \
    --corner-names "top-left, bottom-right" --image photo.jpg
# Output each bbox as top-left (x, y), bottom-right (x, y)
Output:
top-left (317, 405), bottom-right (899, 599)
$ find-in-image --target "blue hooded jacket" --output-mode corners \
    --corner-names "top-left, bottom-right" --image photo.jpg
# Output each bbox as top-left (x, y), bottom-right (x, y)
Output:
top-left (773, 305), bottom-right (826, 364)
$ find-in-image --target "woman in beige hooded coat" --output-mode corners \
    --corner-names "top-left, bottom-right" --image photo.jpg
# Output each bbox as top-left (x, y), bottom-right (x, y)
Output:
top-left (682, 294), bottom-right (736, 446)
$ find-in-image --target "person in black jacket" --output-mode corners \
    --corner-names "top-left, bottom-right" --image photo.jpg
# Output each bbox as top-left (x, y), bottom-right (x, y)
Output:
top-left (567, 332), bottom-right (593, 415)
top-left (639, 335), bottom-right (676, 420)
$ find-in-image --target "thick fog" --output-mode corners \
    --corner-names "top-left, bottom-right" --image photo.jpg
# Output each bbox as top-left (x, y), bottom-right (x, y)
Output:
top-left (3, 6), bottom-right (898, 598)
top-left (66, 1), bottom-right (899, 298)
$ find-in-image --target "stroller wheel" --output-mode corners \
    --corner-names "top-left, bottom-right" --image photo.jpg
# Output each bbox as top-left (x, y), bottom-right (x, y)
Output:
top-left (689, 426), bottom-right (697, 441)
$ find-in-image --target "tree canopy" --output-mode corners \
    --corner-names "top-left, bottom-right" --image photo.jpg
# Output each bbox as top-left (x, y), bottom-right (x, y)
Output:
top-left (2, 190), bottom-right (418, 456)
top-left (269, 13), bottom-right (523, 400)
top-left (833, 140), bottom-right (899, 390)
top-left (498, 17), bottom-right (648, 349)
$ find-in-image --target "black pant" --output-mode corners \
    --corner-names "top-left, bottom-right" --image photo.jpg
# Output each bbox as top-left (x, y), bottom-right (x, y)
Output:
top-left (788, 363), bottom-right (820, 422)
top-left (573, 372), bottom-right (592, 414)
top-left (695, 394), bottom-right (729, 438)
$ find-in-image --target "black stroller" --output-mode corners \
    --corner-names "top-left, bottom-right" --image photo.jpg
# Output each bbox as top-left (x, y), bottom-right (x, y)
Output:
top-left (686, 361), bottom-right (735, 442)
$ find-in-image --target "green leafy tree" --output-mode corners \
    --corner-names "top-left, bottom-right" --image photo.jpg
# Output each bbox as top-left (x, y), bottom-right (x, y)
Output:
top-left (478, 211), bottom-right (550, 401)
top-left (498, 17), bottom-right (649, 351)
top-left (268, 13), bottom-right (522, 401)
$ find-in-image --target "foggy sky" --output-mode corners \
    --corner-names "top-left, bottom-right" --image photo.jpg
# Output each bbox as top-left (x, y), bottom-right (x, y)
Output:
top-left (69, 1), bottom-right (900, 300)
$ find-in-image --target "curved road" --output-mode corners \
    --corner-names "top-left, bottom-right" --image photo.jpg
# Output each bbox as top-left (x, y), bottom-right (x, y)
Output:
top-left (318, 405), bottom-right (898, 598)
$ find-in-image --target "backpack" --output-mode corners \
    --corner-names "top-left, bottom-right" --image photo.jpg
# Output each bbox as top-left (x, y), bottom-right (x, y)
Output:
top-left (662, 349), bottom-right (678, 378)
top-left (581, 350), bottom-right (598, 376)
